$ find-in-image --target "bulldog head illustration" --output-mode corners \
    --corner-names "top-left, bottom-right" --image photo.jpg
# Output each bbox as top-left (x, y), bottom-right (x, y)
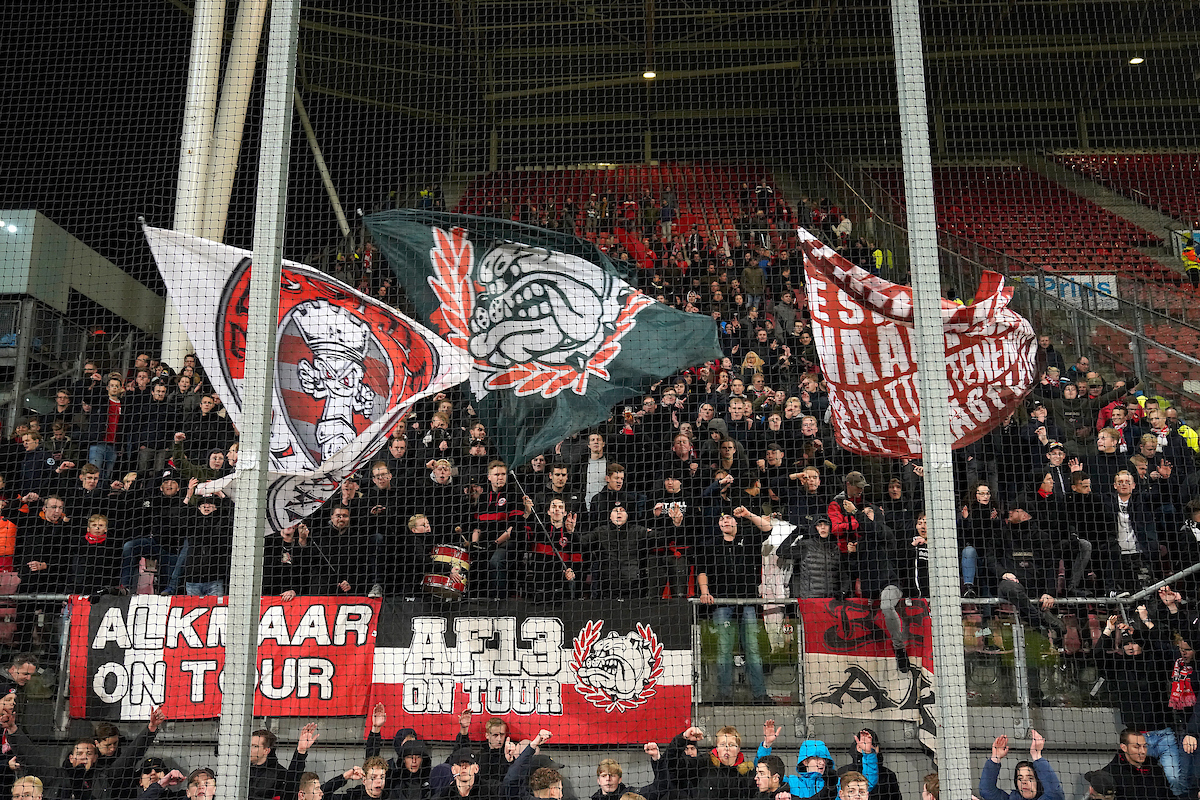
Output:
top-left (467, 242), bottom-right (625, 369)
top-left (571, 622), bottom-right (664, 712)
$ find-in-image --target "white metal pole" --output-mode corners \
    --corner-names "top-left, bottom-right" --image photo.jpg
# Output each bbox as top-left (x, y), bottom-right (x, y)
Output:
top-left (215, 0), bottom-right (299, 794)
top-left (294, 90), bottom-right (353, 243)
top-left (889, 0), bottom-right (973, 790)
top-left (204, 0), bottom-right (271, 241)
top-left (166, 0), bottom-right (227, 369)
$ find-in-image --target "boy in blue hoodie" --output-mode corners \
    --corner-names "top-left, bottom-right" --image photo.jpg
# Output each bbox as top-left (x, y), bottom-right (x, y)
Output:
top-left (756, 723), bottom-right (876, 800)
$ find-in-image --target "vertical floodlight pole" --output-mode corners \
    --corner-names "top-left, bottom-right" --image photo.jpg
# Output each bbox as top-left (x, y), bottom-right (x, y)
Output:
top-left (215, 0), bottom-right (299, 794)
top-left (889, 0), bottom-right (972, 791)
top-left (167, 0), bottom-right (226, 368)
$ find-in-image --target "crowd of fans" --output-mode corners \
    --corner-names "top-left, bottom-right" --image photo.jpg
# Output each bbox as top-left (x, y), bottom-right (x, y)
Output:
top-left (6, 188), bottom-right (1200, 796)
top-left (0, 655), bottom-right (1188, 800)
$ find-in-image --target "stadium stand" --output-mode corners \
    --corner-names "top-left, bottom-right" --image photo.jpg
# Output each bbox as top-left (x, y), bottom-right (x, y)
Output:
top-left (1052, 153), bottom-right (1200, 224)
top-left (867, 165), bottom-right (1173, 278)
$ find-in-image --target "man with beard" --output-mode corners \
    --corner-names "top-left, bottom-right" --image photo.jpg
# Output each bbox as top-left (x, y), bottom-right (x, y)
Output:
top-left (305, 503), bottom-right (375, 596)
top-left (356, 461), bottom-right (403, 597)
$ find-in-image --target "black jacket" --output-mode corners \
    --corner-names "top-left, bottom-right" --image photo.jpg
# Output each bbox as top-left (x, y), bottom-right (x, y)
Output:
top-left (1095, 624), bottom-right (1176, 732)
top-left (250, 749), bottom-right (308, 800)
top-left (1103, 752), bottom-right (1172, 800)
top-left (92, 726), bottom-right (158, 800)
top-left (694, 753), bottom-right (755, 800)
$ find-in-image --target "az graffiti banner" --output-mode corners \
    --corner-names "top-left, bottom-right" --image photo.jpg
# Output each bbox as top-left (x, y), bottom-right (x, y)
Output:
top-left (142, 225), bottom-right (471, 531)
top-left (69, 596), bottom-right (381, 720)
top-left (800, 228), bottom-right (1037, 457)
top-left (370, 599), bottom-right (692, 744)
top-left (798, 598), bottom-right (937, 752)
top-left (365, 211), bottom-right (722, 467)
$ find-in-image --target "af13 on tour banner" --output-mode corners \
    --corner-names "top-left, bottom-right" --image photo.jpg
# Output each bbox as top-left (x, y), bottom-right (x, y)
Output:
top-left (799, 598), bottom-right (937, 751)
top-left (370, 600), bottom-right (692, 745)
top-left (799, 228), bottom-right (1037, 457)
top-left (69, 596), bottom-right (381, 721)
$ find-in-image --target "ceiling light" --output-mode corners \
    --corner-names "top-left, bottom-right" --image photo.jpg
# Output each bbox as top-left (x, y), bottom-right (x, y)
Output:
top-left (643, 71), bottom-right (656, 79)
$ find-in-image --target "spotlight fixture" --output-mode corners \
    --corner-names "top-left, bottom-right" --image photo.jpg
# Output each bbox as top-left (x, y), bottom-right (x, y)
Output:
top-left (643, 70), bottom-right (657, 79)
top-left (1129, 54), bottom-right (1145, 65)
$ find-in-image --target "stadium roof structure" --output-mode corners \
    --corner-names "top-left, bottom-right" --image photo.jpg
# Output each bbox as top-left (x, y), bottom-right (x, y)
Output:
top-left (266, 0), bottom-right (1200, 161)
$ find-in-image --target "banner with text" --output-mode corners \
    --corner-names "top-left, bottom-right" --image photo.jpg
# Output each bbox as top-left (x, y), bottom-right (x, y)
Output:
top-left (800, 228), bottom-right (1037, 457)
top-left (370, 599), bottom-right (692, 744)
top-left (69, 596), bottom-right (381, 720)
top-left (799, 598), bottom-right (937, 751)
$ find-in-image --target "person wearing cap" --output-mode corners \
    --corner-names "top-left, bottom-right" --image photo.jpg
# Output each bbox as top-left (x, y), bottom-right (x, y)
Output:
top-left (646, 471), bottom-right (700, 599)
top-left (1021, 403), bottom-right (1067, 468)
top-left (436, 747), bottom-right (498, 800)
top-left (137, 761), bottom-right (188, 799)
top-left (1082, 770), bottom-right (1115, 800)
top-left (986, 502), bottom-right (1069, 639)
top-left (979, 730), bottom-right (1064, 800)
top-left (579, 505), bottom-right (656, 599)
top-left (827, 472), bottom-right (870, 557)
top-left (179, 487), bottom-right (232, 597)
top-left (776, 516), bottom-right (846, 600)
top-left (1102, 730), bottom-right (1174, 800)
top-left (118, 465), bottom-right (188, 595)
top-left (1095, 611), bottom-right (1186, 796)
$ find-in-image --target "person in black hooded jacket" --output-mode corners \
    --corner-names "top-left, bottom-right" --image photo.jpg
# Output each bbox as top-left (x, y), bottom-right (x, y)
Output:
top-left (837, 729), bottom-right (902, 800)
top-left (90, 708), bottom-right (167, 800)
top-left (362, 727), bottom-right (432, 800)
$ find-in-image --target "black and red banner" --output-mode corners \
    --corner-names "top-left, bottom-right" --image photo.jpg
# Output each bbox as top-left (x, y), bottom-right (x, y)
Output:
top-left (69, 596), bottom-right (381, 720)
top-left (369, 599), bottom-right (693, 745)
top-left (799, 598), bottom-right (938, 750)
top-left (68, 596), bottom-right (692, 744)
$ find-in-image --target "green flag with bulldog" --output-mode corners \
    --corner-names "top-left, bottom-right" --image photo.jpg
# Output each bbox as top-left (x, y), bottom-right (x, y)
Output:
top-left (365, 210), bottom-right (722, 467)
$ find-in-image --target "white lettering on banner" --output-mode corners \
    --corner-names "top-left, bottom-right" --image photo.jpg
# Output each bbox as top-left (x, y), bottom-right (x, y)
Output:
top-left (87, 602), bottom-right (373, 709)
top-left (405, 617), bottom-right (565, 678)
top-left (460, 678), bottom-right (564, 715)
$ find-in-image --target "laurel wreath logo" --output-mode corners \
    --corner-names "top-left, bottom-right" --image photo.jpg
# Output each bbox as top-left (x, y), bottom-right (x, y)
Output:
top-left (569, 621), bottom-right (665, 713)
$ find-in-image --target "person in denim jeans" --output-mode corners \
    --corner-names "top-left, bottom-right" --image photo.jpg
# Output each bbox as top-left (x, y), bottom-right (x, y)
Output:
top-left (697, 508), bottom-right (773, 704)
top-left (1096, 612), bottom-right (1186, 796)
top-left (183, 495), bottom-right (232, 598)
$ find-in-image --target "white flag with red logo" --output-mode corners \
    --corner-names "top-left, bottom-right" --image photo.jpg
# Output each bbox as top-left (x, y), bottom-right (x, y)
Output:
top-left (799, 229), bottom-right (1037, 457)
top-left (143, 225), bottom-right (470, 530)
